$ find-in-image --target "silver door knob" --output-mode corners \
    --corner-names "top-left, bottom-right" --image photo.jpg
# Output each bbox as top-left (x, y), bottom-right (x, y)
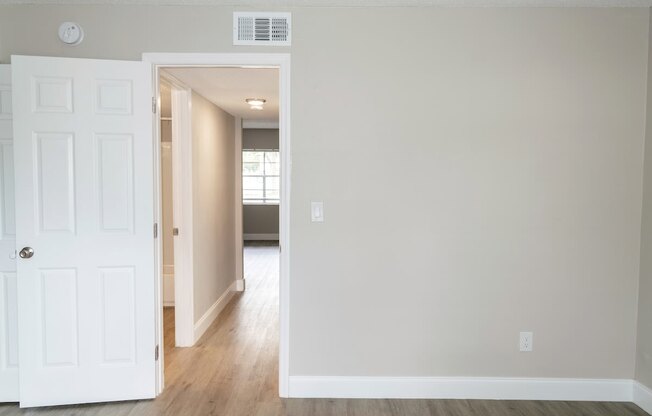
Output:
top-left (19, 247), bottom-right (34, 259)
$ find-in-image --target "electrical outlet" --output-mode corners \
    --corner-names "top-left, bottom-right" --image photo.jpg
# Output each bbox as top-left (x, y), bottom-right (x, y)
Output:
top-left (520, 331), bottom-right (533, 352)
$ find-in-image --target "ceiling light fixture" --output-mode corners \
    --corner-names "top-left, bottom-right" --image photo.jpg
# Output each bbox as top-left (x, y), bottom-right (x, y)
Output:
top-left (250, 105), bottom-right (264, 111)
top-left (246, 98), bottom-right (266, 107)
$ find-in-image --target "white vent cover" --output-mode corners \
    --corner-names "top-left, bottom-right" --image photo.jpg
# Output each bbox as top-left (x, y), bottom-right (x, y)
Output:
top-left (233, 12), bottom-right (291, 46)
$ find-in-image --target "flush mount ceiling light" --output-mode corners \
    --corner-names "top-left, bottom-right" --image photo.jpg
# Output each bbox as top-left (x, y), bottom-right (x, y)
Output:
top-left (250, 105), bottom-right (264, 111)
top-left (245, 98), bottom-right (267, 107)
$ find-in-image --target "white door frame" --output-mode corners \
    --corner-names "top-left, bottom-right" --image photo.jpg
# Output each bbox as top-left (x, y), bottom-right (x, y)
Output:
top-left (0, 64), bottom-right (18, 403)
top-left (158, 72), bottom-right (195, 350)
top-left (159, 71), bottom-right (243, 349)
top-left (142, 53), bottom-right (291, 398)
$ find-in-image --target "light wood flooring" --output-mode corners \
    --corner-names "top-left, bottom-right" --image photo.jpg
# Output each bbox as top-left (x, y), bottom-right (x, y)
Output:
top-left (0, 241), bottom-right (648, 415)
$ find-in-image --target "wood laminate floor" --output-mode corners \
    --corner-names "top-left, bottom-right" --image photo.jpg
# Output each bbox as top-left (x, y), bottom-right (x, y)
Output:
top-left (1, 241), bottom-right (648, 415)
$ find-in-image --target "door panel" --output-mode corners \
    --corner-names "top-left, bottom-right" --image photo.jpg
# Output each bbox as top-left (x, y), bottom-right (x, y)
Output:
top-left (12, 56), bottom-right (155, 407)
top-left (35, 132), bottom-right (76, 233)
top-left (0, 64), bottom-right (18, 402)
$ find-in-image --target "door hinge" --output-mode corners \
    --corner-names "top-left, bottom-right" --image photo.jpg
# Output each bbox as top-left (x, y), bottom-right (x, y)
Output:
top-left (154, 223), bottom-right (158, 238)
top-left (152, 97), bottom-right (157, 114)
top-left (155, 345), bottom-right (159, 361)
top-left (173, 227), bottom-right (179, 236)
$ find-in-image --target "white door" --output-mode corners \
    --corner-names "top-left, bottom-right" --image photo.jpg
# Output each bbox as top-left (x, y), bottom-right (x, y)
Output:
top-left (12, 56), bottom-right (156, 407)
top-left (0, 65), bottom-right (18, 402)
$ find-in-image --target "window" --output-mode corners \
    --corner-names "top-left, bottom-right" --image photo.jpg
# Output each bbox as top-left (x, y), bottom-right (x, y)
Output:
top-left (242, 150), bottom-right (279, 204)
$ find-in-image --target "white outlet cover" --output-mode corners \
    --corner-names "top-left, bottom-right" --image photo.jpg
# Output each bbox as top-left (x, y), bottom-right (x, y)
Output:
top-left (519, 331), bottom-right (533, 352)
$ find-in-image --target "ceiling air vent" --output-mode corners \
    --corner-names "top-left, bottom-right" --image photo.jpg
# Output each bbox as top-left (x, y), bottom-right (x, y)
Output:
top-left (233, 12), bottom-right (291, 46)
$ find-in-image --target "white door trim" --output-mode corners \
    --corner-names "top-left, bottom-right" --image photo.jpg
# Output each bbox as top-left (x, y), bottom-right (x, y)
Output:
top-left (0, 64), bottom-right (18, 403)
top-left (162, 72), bottom-right (195, 351)
top-left (143, 53), bottom-right (291, 398)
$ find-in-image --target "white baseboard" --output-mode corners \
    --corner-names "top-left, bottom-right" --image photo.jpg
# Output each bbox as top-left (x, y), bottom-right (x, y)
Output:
top-left (235, 279), bottom-right (245, 292)
top-left (244, 233), bottom-right (279, 241)
top-left (193, 281), bottom-right (236, 343)
top-left (634, 381), bottom-right (652, 415)
top-left (288, 376), bottom-right (634, 402)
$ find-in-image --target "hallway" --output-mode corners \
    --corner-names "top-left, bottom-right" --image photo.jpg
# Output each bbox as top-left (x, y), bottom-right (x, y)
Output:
top-left (159, 241), bottom-right (280, 415)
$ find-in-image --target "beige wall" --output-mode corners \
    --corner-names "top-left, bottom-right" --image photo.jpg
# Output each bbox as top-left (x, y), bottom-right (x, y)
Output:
top-left (191, 91), bottom-right (236, 323)
top-left (0, 6), bottom-right (648, 380)
top-left (636, 10), bottom-right (652, 390)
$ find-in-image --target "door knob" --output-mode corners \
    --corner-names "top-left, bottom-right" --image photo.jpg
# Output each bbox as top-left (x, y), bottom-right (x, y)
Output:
top-left (19, 247), bottom-right (34, 259)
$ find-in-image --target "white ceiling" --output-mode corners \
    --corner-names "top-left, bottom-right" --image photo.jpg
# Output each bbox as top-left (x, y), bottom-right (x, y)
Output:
top-left (2, 0), bottom-right (651, 5)
top-left (161, 67), bottom-right (279, 121)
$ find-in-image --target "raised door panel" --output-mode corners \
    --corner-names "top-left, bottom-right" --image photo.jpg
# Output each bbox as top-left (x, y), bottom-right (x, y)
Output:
top-left (40, 269), bottom-right (78, 367)
top-left (96, 134), bottom-right (134, 233)
top-left (35, 133), bottom-right (75, 234)
top-left (32, 77), bottom-right (73, 113)
top-left (95, 80), bottom-right (132, 115)
top-left (100, 267), bottom-right (135, 365)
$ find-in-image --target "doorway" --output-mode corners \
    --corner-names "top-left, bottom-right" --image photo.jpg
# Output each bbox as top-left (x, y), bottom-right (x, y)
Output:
top-left (147, 53), bottom-right (291, 397)
top-left (3, 53), bottom-right (290, 408)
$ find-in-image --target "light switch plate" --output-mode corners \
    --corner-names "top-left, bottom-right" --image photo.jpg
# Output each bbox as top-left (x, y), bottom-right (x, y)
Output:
top-left (311, 201), bottom-right (324, 222)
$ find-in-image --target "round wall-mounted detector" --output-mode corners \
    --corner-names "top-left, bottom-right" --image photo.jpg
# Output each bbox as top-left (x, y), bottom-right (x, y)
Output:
top-left (58, 22), bottom-right (84, 45)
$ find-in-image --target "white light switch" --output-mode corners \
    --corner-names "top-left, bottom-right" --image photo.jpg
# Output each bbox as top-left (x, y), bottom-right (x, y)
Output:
top-left (311, 201), bottom-right (324, 222)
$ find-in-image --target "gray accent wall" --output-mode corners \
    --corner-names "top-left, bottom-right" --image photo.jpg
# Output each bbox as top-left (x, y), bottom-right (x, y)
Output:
top-left (243, 204), bottom-right (279, 236)
top-left (0, 5), bottom-right (649, 381)
top-left (243, 128), bottom-right (279, 238)
top-left (243, 128), bottom-right (279, 150)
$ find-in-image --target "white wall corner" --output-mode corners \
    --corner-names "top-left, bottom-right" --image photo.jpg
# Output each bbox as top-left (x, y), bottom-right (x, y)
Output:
top-left (634, 381), bottom-right (652, 415)
top-left (193, 281), bottom-right (237, 343)
top-left (235, 279), bottom-right (245, 292)
top-left (288, 376), bottom-right (635, 402)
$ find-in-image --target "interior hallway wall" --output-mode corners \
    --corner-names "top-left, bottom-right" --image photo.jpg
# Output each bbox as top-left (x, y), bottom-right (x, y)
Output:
top-left (0, 5), bottom-right (647, 381)
top-left (191, 91), bottom-right (236, 324)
